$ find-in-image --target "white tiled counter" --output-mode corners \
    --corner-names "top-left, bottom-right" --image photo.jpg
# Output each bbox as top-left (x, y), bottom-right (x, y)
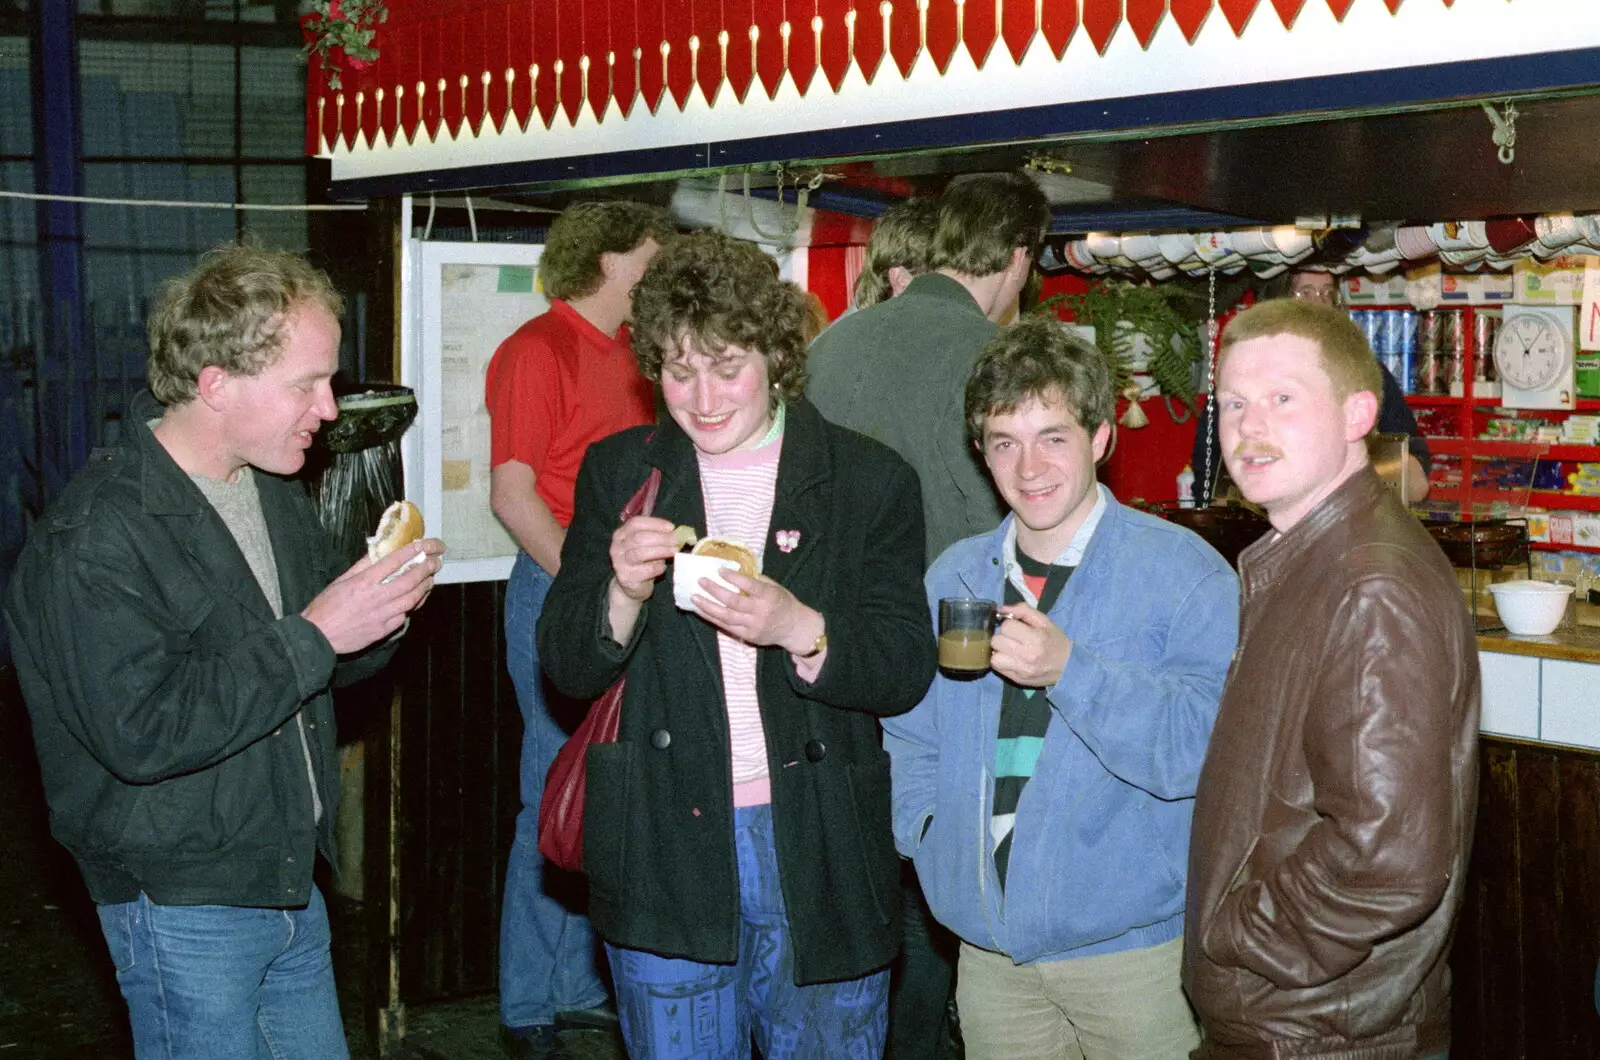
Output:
top-left (1478, 628), bottom-right (1600, 749)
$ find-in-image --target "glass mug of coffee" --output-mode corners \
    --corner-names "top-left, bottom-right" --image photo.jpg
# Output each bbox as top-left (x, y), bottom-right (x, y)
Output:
top-left (938, 598), bottom-right (997, 674)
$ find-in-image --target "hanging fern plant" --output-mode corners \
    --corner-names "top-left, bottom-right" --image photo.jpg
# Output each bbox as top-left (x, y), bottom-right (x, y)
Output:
top-left (1038, 280), bottom-right (1206, 404)
top-left (300, 0), bottom-right (388, 92)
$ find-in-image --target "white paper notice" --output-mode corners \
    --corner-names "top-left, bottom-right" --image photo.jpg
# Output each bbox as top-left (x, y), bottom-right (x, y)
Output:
top-left (1582, 259), bottom-right (1600, 352)
top-left (437, 263), bottom-right (548, 562)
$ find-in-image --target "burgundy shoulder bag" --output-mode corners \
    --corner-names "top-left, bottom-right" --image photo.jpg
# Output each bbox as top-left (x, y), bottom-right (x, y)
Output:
top-left (537, 464), bottom-right (662, 873)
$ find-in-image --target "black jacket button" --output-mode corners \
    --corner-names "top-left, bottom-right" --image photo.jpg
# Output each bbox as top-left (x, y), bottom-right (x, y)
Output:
top-left (650, 728), bottom-right (672, 750)
top-left (805, 739), bottom-right (826, 763)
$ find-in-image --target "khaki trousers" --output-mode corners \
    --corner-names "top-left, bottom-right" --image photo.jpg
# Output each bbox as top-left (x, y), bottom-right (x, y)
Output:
top-left (956, 937), bottom-right (1200, 1060)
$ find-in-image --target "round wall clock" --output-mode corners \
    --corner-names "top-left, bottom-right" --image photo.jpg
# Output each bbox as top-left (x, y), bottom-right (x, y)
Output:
top-left (1494, 309), bottom-right (1573, 393)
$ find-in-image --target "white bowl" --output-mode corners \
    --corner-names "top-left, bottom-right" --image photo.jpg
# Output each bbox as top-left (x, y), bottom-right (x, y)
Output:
top-left (1488, 580), bottom-right (1572, 636)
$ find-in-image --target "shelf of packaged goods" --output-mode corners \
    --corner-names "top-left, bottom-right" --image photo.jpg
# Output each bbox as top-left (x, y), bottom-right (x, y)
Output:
top-left (1532, 541), bottom-right (1600, 555)
top-left (1424, 439), bottom-right (1600, 461)
top-left (1457, 398), bottom-right (1600, 411)
top-left (1460, 489), bottom-right (1600, 512)
top-left (1407, 395), bottom-right (1466, 407)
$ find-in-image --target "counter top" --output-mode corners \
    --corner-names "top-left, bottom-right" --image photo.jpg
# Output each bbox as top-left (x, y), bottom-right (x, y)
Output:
top-left (1478, 624), bottom-right (1600, 664)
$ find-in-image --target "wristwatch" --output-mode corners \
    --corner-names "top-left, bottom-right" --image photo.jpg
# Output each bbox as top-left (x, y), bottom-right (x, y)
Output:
top-left (801, 630), bottom-right (828, 658)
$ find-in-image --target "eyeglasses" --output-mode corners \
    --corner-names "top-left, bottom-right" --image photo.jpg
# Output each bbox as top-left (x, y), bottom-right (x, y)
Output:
top-left (1291, 286), bottom-right (1338, 305)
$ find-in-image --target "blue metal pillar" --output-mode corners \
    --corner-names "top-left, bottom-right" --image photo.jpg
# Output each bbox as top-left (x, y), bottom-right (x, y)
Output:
top-left (30, 0), bottom-right (89, 503)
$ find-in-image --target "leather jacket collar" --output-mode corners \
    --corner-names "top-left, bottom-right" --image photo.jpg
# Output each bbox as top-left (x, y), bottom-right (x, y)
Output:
top-left (1237, 466), bottom-right (1388, 598)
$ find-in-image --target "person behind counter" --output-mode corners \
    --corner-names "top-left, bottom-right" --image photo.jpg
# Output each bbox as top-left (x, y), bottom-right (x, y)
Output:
top-left (1190, 270), bottom-right (1430, 505)
top-left (536, 230), bottom-right (937, 1057)
top-left (1183, 298), bottom-right (1480, 1060)
top-left (4, 245), bottom-right (444, 1058)
top-left (885, 316), bottom-right (1237, 1060)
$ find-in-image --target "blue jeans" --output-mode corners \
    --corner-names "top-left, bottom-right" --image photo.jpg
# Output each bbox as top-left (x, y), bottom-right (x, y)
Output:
top-left (96, 886), bottom-right (346, 1060)
top-left (501, 552), bottom-right (608, 1030)
top-left (606, 804), bottom-right (890, 1059)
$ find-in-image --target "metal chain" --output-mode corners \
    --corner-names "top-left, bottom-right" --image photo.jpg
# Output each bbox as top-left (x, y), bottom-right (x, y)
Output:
top-left (1201, 266), bottom-right (1219, 507)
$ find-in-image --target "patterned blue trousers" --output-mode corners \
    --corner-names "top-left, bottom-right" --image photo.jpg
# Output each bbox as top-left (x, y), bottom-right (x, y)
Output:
top-left (606, 803), bottom-right (890, 1059)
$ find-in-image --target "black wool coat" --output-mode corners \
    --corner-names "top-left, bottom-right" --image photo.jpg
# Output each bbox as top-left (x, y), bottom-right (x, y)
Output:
top-left (538, 399), bottom-right (937, 984)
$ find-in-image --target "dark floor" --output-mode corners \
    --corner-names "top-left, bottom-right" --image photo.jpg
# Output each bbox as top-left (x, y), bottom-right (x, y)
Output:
top-left (0, 669), bottom-right (622, 1060)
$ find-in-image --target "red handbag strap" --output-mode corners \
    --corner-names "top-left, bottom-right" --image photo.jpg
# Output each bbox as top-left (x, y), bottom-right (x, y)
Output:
top-left (621, 467), bottom-right (662, 524)
top-left (620, 433), bottom-right (661, 523)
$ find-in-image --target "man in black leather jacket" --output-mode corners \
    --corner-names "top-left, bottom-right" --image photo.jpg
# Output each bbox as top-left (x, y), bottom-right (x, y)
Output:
top-left (4, 245), bottom-right (442, 1059)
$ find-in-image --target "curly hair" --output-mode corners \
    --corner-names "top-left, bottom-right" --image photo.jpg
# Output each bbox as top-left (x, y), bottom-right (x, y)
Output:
top-left (854, 198), bottom-right (939, 309)
top-left (965, 315), bottom-right (1113, 442)
top-left (930, 173), bottom-right (1051, 278)
top-left (539, 200), bottom-right (676, 302)
top-left (630, 230), bottom-right (811, 406)
top-left (146, 243), bottom-right (344, 407)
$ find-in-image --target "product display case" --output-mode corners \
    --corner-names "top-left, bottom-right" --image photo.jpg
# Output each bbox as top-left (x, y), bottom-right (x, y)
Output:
top-left (1380, 302), bottom-right (1600, 553)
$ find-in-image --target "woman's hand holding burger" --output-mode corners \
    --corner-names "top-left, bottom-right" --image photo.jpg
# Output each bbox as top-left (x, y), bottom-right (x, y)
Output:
top-left (609, 515), bottom-right (682, 602)
top-left (693, 571), bottom-right (823, 658)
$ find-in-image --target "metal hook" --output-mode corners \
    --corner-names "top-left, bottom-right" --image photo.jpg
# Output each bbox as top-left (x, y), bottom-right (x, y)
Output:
top-left (1481, 100), bottom-right (1518, 166)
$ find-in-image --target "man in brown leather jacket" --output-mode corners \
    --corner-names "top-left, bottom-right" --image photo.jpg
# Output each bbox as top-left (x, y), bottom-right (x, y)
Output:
top-left (1183, 299), bottom-right (1480, 1060)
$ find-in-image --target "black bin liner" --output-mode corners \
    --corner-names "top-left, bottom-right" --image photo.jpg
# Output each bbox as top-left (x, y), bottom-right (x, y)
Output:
top-left (311, 382), bottom-right (419, 565)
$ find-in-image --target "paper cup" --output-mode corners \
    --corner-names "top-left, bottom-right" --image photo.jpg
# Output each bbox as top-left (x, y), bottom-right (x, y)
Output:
top-left (1485, 217), bottom-right (1537, 255)
top-left (1361, 227), bottom-right (1398, 254)
top-left (1229, 227), bottom-right (1277, 257)
top-left (1120, 233), bottom-right (1163, 265)
top-left (1270, 225), bottom-right (1314, 261)
top-left (672, 553), bottom-right (740, 612)
top-left (1395, 225), bottom-right (1439, 260)
top-left (1580, 214), bottom-right (1600, 246)
top-left (1440, 246), bottom-right (1488, 267)
top-left (1193, 233), bottom-right (1243, 268)
top-left (1536, 212), bottom-right (1583, 252)
top-left (1158, 233), bottom-right (1197, 265)
top-left (1430, 222), bottom-right (1475, 252)
top-left (1084, 232), bottom-right (1122, 261)
top-left (1064, 240), bottom-right (1098, 271)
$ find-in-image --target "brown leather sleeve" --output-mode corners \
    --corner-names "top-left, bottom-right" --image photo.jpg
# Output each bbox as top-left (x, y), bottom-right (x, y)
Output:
top-left (1202, 571), bottom-right (1459, 988)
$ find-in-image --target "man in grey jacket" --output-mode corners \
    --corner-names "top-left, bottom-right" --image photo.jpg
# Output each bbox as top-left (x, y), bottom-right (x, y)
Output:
top-left (808, 172), bottom-right (1050, 563)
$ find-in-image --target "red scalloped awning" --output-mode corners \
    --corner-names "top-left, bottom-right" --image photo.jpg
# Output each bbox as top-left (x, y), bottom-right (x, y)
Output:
top-left (305, 0), bottom-right (1467, 163)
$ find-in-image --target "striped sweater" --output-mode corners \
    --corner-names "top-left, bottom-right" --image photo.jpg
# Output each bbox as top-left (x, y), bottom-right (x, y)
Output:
top-left (696, 434), bottom-right (781, 806)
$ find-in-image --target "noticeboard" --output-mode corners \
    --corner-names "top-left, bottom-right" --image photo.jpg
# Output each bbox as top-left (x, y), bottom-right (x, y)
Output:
top-left (402, 240), bottom-right (545, 583)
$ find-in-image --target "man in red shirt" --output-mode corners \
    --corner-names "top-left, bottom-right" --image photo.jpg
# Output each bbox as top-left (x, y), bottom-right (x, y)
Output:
top-left (485, 200), bottom-right (672, 1058)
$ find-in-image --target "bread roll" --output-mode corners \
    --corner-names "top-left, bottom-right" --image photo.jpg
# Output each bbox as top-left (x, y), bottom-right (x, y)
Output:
top-left (692, 536), bottom-right (759, 579)
top-left (368, 500), bottom-right (425, 562)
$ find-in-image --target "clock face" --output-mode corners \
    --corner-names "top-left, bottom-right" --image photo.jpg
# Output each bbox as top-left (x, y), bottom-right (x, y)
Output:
top-left (1494, 313), bottom-right (1571, 392)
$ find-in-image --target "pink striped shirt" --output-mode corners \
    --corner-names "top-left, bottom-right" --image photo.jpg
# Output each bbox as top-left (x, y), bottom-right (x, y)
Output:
top-left (697, 438), bottom-right (781, 807)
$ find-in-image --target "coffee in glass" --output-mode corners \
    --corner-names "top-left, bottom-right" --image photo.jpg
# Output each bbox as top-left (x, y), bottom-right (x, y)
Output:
top-left (938, 598), bottom-right (997, 673)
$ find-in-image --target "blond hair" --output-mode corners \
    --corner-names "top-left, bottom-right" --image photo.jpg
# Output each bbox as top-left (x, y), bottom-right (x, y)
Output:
top-left (854, 198), bottom-right (939, 309)
top-left (1218, 298), bottom-right (1382, 408)
top-left (146, 243), bottom-right (343, 406)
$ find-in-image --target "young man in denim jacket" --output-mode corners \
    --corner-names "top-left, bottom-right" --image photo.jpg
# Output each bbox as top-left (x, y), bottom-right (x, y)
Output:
top-left (884, 317), bottom-right (1239, 1060)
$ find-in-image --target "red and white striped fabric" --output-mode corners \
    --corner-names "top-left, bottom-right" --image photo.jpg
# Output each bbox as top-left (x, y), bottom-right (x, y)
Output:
top-left (697, 437), bottom-right (782, 807)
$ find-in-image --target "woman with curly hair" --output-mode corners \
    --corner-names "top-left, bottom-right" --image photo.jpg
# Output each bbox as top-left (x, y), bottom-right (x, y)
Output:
top-left (538, 230), bottom-right (937, 1058)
